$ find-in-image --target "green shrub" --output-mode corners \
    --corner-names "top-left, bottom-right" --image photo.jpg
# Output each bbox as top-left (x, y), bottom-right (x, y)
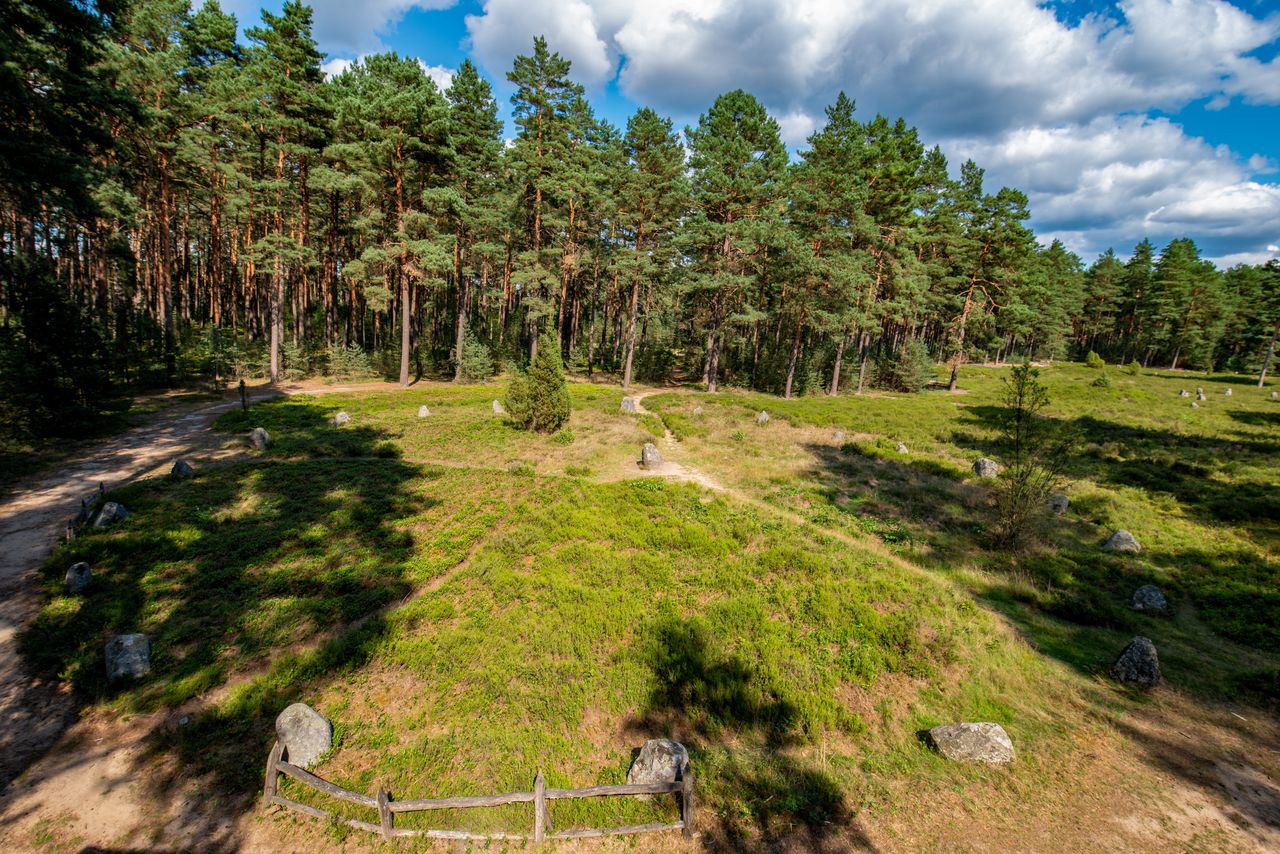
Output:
top-left (872, 339), bottom-right (934, 393)
top-left (1124, 360), bottom-right (1141, 375)
top-left (455, 330), bottom-right (494, 383)
top-left (327, 344), bottom-right (374, 380)
top-left (1091, 373), bottom-right (1111, 388)
top-left (504, 332), bottom-right (570, 433)
top-left (552, 428), bottom-right (575, 445)
top-left (1084, 351), bottom-right (1105, 369)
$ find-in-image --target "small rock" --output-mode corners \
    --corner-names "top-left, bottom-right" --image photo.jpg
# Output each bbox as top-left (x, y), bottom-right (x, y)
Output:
top-left (692, 406), bottom-right (704, 416)
top-left (171, 459), bottom-right (194, 477)
top-left (1191, 402), bottom-right (1199, 408)
top-left (973, 458), bottom-right (999, 478)
top-left (92, 501), bottom-right (128, 528)
top-left (1104, 529), bottom-right (1141, 553)
top-left (417, 405), bottom-right (431, 418)
top-left (106, 633), bottom-right (150, 682)
top-left (627, 739), bottom-right (689, 796)
top-left (492, 399), bottom-right (504, 415)
top-left (640, 442), bottom-right (664, 470)
top-left (1196, 389), bottom-right (1206, 401)
top-left (620, 397), bottom-right (639, 414)
top-left (1224, 388), bottom-right (1232, 396)
top-left (755, 411), bottom-right (770, 426)
top-left (65, 561), bottom-right (92, 594)
top-left (1271, 391), bottom-right (1277, 399)
top-left (332, 411), bottom-right (351, 427)
top-left (1050, 494), bottom-right (1069, 514)
top-left (1178, 389), bottom-right (1189, 398)
top-left (928, 722), bottom-right (1015, 764)
top-left (895, 442), bottom-right (909, 454)
top-left (178, 715), bottom-right (190, 727)
top-left (249, 427), bottom-right (271, 450)
top-left (1111, 636), bottom-right (1160, 687)
top-left (275, 702), bottom-right (333, 769)
top-left (833, 431), bottom-right (845, 442)
top-left (1132, 584), bottom-right (1168, 610)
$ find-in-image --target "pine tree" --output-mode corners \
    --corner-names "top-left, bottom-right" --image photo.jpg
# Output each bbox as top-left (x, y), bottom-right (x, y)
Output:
top-left (505, 331), bottom-right (570, 432)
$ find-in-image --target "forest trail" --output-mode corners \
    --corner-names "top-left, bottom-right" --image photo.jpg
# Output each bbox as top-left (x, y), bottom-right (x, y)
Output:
top-left (0, 380), bottom-right (403, 793)
top-left (627, 388), bottom-right (724, 492)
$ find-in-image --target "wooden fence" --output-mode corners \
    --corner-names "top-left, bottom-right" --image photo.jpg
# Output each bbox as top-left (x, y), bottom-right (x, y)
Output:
top-left (262, 741), bottom-right (695, 844)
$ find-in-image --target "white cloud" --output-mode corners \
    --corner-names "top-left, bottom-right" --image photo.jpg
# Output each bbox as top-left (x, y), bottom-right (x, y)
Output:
top-left (419, 62), bottom-right (455, 91)
top-left (224, 1), bottom-right (459, 57)
top-left (320, 56), bottom-right (354, 79)
top-left (465, 0), bottom-right (615, 90)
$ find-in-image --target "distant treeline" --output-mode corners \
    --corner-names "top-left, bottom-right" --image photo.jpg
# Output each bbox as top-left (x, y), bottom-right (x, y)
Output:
top-left (2, 1), bottom-right (1278, 438)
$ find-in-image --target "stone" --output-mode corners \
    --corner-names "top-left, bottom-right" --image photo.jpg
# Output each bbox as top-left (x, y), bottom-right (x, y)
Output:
top-left (106, 633), bottom-right (150, 682)
top-left (692, 406), bottom-right (704, 416)
top-left (1050, 494), bottom-right (1069, 514)
top-left (275, 702), bottom-right (332, 769)
top-left (1224, 388), bottom-right (1232, 396)
top-left (92, 501), bottom-right (128, 528)
top-left (249, 427), bottom-right (271, 450)
top-left (627, 739), bottom-right (689, 795)
top-left (1191, 402), bottom-right (1199, 408)
top-left (171, 459), bottom-right (194, 477)
top-left (1104, 529), bottom-right (1141, 553)
top-left (833, 431), bottom-right (845, 442)
top-left (1196, 388), bottom-right (1206, 401)
top-left (640, 442), bottom-right (664, 470)
top-left (1178, 389), bottom-right (1189, 398)
top-left (755, 410), bottom-right (770, 426)
top-left (417, 405), bottom-right (431, 418)
top-left (928, 722), bottom-right (1015, 764)
top-left (332, 411), bottom-right (351, 427)
top-left (973, 458), bottom-right (999, 478)
top-left (65, 561), bottom-right (92, 594)
top-left (1271, 391), bottom-right (1278, 399)
top-left (1110, 636), bottom-right (1160, 687)
top-left (492, 399), bottom-right (504, 415)
top-left (895, 442), bottom-right (909, 454)
top-left (620, 397), bottom-right (639, 414)
top-left (1132, 584), bottom-right (1168, 611)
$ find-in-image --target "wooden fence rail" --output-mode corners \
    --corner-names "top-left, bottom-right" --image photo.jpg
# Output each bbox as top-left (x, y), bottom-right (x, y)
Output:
top-left (262, 740), bottom-right (695, 844)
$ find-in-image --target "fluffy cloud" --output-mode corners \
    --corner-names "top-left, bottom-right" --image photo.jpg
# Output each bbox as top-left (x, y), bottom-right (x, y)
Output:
top-left (223, 1), bottom-right (459, 57)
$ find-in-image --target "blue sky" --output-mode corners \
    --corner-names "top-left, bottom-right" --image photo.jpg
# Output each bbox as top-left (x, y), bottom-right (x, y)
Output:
top-left (221, 0), bottom-right (1280, 267)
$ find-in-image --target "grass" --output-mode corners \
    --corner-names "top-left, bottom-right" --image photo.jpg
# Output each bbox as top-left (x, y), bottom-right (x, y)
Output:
top-left (19, 363), bottom-right (1280, 848)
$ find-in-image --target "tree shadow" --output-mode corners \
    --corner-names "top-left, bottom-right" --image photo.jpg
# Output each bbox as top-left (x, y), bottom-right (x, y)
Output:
top-left (13, 398), bottom-right (426, 845)
top-left (627, 615), bottom-right (875, 852)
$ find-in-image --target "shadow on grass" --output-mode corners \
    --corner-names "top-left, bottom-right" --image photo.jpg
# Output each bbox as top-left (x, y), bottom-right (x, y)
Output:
top-left (628, 616), bottom-right (872, 852)
top-left (17, 398), bottom-right (425, 846)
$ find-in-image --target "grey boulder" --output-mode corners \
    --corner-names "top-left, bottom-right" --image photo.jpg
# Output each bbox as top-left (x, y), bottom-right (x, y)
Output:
top-left (620, 397), bottom-right (639, 414)
top-left (171, 459), bottom-right (194, 477)
top-left (1050, 494), bottom-right (1069, 514)
top-left (973, 458), bottom-right (999, 478)
top-left (1132, 584), bottom-right (1168, 610)
top-left (928, 722), bottom-right (1015, 764)
top-left (833, 431), bottom-right (845, 442)
top-left (1225, 388), bottom-right (1232, 396)
top-left (895, 442), bottom-right (909, 454)
top-left (755, 410), bottom-right (770, 426)
top-left (640, 442), bottom-right (664, 470)
top-left (1196, 389), bottom-right (1206, 401)
top-left (1178, 389), bottom-right (1189, 397)
top-left (627, 739), bottom-right (689, 794)
top-left (249, 427), bottom-right (271, 450)
top-left (65, 561), bottom-right (92, 594)
top-left (332, 411), bottom-right (351, 427)
top-left (1111, 636), bottom-right (1160, 687)
top-left (1104, 529), bottom-right (1141, 553)
top-left (692, 406), bottom-right (704, 416)
top-left (275, 702), bottom-right (332, 769)
top-left (417, 405), bottom-right (431, 418)
top-left (106, 633), bottom-right (150, 682)
top-left (1191, 402), bottom-right (1200, 408)
top-left (492, 399), bottom-right (504, 415)
top-left (1271, 391), bottom-right (1278, 399)
top-left (92, 501), bottom-right (128, 528)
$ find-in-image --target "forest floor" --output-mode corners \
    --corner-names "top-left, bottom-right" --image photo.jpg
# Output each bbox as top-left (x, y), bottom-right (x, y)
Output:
top-left (0, 365), bottom-right (1277, 852)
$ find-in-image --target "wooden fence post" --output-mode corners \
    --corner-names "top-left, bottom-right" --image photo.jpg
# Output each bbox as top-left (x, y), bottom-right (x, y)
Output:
top-left (376, 786), bottom-right (393, 840)
top-left (681, 771), bottom-right (695, 839)
top-left (262, 740), bottom-right (284, 808)
top-left (533, 769), bottom-right (546, 844)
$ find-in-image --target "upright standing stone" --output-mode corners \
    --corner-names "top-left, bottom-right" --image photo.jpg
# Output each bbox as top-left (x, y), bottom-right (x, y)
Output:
top-left (1224, 388), bottom-right (1232, 396)
top-left (833, 431), bottom-right (845, 442)
top-left (492, 399), bottom-right (504, 415)
top-left (895, 442), bottom-right (909, 454)
top-left (755, 411), bottom-right (770, 426)
top-left (620, 397), bottom-right (639, 414)
top-left (973, 458), bottom-right (999, 478)
top-left (1104, 529), bottom-right (1141, 553)
top-left (1111, 636), bottom-right (1160, 687)
top-left (275, 703), bottom-right (333, 769)
top-left (640, 442), bottom-right (664, 470)
top-left (1050, 494), bottom-right (1069, 514)
top-left (417, 405), bottom-right (431, 418)
top-left (249, 427), bottom-right (271, 450)
top-left (1178, 389), bottom-right (1189, 398)
top-left (171, 459), bottom-right (194, 477)
top-left (1196, 388), bottom-right (1206, 401)
top-left (106, 633), bottom-right (150, 681)
top-left (1271, 391), bottom-right (1278, 399)
top-left (92, 502), bottom-right (128, 528)
top-left (332, 411), bottom-right (351, 427)
top-left (627, 739), bottom-right (689, 790)
top-left (1132, 584), bottom-right (1168, 610)
top-left (65, 562), bottom-right (92, 594)
top-left (928, 723), bottom-right (1015, 764)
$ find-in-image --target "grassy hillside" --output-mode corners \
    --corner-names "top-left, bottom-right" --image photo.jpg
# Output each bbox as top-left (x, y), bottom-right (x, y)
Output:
top-left (22, 365), bottom-right (1280, 849)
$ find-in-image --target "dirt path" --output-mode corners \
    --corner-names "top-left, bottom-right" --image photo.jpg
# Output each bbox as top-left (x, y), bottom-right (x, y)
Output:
top-left (628, 390), bottom-right (723, 492)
